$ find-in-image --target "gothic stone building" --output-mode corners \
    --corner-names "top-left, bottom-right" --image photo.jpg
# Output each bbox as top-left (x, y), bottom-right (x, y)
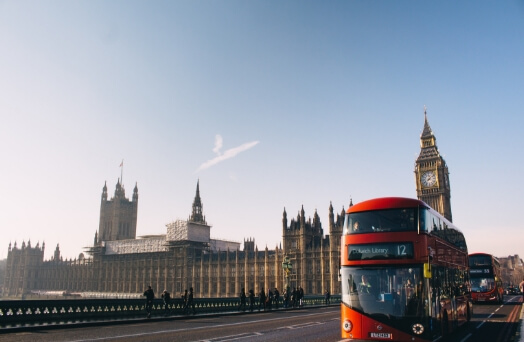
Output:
top-left (2, 179), bottom-right (344, 298)
top-left (3, 111), bottom-right (449, 299)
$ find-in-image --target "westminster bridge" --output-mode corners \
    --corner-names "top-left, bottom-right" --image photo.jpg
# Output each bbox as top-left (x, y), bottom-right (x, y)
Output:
top-left (0, 294), bottom-right (339, 330)
top-left (0, 299), bottom-right (523, 342)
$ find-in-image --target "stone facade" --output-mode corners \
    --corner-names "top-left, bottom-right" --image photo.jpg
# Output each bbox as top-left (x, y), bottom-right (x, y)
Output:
top-left (98, 180), bottom-right (138, 242)
top-left (2, 180), bottom-right (343, 298)
top-left (500, 255), bottom-right (524, 287)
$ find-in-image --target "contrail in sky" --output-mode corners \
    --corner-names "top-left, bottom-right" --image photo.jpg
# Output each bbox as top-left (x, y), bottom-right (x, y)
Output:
top-left (196, 135), bottom-right (259, 172)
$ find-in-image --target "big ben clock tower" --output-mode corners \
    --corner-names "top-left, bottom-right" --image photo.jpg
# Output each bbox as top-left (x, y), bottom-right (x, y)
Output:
top-left (415, 108), bottom-right (453, 222)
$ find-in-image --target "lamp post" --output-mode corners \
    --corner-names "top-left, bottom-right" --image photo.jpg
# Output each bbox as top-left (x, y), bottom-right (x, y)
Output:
top-left (282, 255), bottom-right (292, 289)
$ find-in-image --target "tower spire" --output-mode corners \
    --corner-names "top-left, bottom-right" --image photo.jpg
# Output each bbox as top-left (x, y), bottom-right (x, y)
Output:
top-left (189, 179), bottom-right (206, 224)
top-left (133, 182), bottom-right (138, 202)
top-left (421, 106), bottom-right (434, 140)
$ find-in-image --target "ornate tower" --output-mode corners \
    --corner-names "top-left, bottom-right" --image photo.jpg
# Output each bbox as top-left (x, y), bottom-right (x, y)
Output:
top-left (328, 201), bottom-right (346, 245)
top-left (327, 201), bottom-right (346, 294)
top-left (415, 109), bottom-right (452, 221)
top-left (189, 180), bottom-right (206, 224)
top-left (98, 179), bottom-right (138, 242)
top-left (2, 240), bottom-right (45, 296)
top-left (282, 205), bottom-right (324, 252)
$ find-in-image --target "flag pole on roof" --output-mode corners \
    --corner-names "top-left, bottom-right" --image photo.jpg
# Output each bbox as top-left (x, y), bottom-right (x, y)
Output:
top-left (120, 159), bottom-right (124, 184)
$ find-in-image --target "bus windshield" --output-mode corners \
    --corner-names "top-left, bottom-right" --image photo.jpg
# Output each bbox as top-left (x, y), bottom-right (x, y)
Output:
top-left (471, 277), bottom-right (495, 293)
top-left (344, 208), bottom-right (419, 234)
top-left (341, 266), bottom-right (427, 321)
top-left (469, 254), bottom-right (492, 266)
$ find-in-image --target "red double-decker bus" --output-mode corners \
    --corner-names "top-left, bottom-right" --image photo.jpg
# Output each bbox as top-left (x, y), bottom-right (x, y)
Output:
top-left (469, 253), bottom-right (503, 303)
top-left (340, 197), bottom-right (472, 341)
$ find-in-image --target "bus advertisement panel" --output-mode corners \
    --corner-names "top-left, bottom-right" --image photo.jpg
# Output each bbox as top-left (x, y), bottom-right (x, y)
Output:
top-left (340, 197), bottom-right (472, 341)
top-left (469, 253), bottom-right (503, 303)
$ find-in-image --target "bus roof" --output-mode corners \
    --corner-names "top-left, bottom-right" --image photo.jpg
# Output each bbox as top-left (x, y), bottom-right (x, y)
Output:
top-left (347, 197), bottom-right (467, 251)
top-left (469, 252), bottom-right (494, 257)
top-left (347, 197), bottom-right (429, 214)
top-left (469, 253), bottom-right (499, 261)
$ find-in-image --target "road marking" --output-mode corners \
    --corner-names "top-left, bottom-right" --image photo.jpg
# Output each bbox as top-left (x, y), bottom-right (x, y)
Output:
top-left (68, 309), bottom-right (338, 341)
top-left (200, 332), bottom-right (263, 342)
top-left (496, 303), bottom-right (522, 342)
top-left (286, 322), bottom-right (323, 329)
top-left (476, 311), bottom-right (495, 329)
top-left (460, 332), bottom-right (472, 342)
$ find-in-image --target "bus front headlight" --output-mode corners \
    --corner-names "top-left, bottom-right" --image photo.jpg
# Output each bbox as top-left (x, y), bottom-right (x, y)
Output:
top-left (412, 323), bottom-right (424, 335)
top-left (343, 319), bottom-right (353, 332)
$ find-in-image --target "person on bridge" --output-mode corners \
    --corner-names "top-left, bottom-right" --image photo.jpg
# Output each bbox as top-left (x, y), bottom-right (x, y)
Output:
top-left (161, 290), bottom-right (171, 316)
top-left (186, 287), bottom-right (195, 315)
top-left (143, 285), bottom-right (155, 318)
top-left (182, 289), bottom-right (188, 314)
top-left (284, 286), bottom-right (291, 308)
top-left (519, 278), bottom-right (524, 301)
top-left (274, 288), bottom-right (280, 309)
top-left (238, 288), bottom-right (246, 312)
top-left (325, 290), bottom-right (330, 305)
top-left (266, 288), bottom-right (273, 310)
top-left (291, 287), bottom-right (298, 307)
top-left (258, 288), bottom-right (266, 311)
top-left (248, 289), bottom-right (255, 312)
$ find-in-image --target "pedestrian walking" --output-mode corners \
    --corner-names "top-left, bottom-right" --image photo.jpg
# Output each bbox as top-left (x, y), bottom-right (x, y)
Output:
top-left (182, 289), bottom-right (188, 314)
top-left (274, 288), bottom-right (280, 309)
top-left (266, 288), bottom-right (273, 310)
top-left (239, 287), bottom-right (246, 311)
top-left (520, 278), bottom-right (524, 301)
top-left (187, 287), bottom-right (195, 315)
top-left (284, 286), bottom-right (291, 308)
top-left (143, 285), bottom-right (155, 318)
top-left (248, 289), bottom-right (255, 312)
top-left (161, 290), bottom-right (171, 316)
top-left (325, 290), bottom-right (330, 305)
top-left (258, 288), bottom-right (266, 311)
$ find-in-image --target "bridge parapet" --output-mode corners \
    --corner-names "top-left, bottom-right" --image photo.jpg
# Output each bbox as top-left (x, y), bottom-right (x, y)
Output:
top-left (0, 295), bottom-right (341, 328)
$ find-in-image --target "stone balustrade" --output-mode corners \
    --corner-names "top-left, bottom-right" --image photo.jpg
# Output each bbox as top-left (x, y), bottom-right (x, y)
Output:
top-left (0, 295), bottom-right (340, 328)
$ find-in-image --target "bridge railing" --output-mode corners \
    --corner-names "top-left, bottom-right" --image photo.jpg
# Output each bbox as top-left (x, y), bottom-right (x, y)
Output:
top-left (0, 295), bottom-right (341, 328)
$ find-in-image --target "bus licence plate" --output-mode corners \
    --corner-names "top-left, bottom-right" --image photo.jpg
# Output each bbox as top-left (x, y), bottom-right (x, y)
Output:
top-left (370, 332), bottom-right (392, 339)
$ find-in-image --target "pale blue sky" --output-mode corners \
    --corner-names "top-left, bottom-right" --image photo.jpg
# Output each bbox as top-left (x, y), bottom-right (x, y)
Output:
top-left (1, 1), bottom-right (523, 261)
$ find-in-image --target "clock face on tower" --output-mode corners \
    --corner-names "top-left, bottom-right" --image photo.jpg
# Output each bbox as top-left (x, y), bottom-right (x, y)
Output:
top-left (421, 171), bottom-right (437, 188)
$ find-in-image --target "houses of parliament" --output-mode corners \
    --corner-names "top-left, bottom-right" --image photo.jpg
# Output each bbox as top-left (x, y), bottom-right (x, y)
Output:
top-left (2, 112), bottom-right (455, 298)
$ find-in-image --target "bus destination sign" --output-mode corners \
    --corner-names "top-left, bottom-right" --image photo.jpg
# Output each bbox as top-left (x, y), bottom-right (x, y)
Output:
top-left (470, 268), bottom-right (492, 275)
top-left (348, 242), bottom-right (414, 260)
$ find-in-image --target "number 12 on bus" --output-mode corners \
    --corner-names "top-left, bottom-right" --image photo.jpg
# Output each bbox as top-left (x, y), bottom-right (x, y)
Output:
top-left (340, 197), bottom-right (472, 342)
